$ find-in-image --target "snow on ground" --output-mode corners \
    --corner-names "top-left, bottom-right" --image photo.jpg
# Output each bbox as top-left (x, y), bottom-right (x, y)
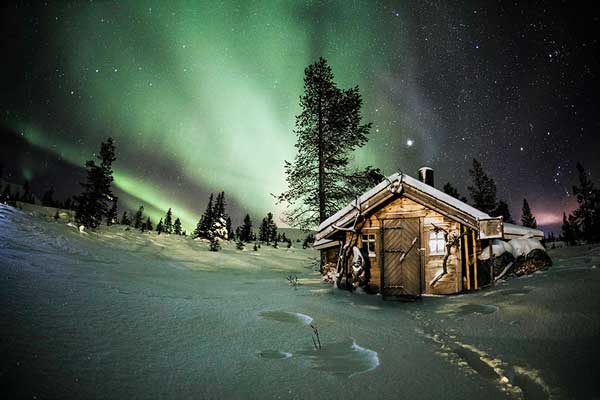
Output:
top-left (1, 204), bottom-right (599, 399)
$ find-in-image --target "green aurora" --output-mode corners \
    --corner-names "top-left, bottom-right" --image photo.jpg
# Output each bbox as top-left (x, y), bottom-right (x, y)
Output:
top-left (10, 1), bottom-right (422, 230)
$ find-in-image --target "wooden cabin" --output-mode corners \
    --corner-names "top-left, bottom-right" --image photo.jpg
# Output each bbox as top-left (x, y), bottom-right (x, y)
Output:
top-left (314, 168), bottom-right (543, 297)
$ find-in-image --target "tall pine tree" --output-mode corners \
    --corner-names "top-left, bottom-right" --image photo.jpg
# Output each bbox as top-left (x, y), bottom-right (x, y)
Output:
top-left (193, 193), bottom-right (214, 239)
top-left (173, 218), bottom-right (182, 235)
top-left (571, 162), bottom-right (599, 242)
top-left (75, 138), bottom-right (116, 229)
top-left (164, 208), bottom-right (173, 234)
top-left (133, 205), bottom-right (145, 229)
top-left (120, 211), bottom-right (131, 226)
top-left (156, 218), bottom-right (164, 235)
top-left (493, 200), bottom-right (514, 223)
top-left (467, 158), bottom-right (497, 215)
top-left (240, 214), bottom-right (253, 242)
top-left (521, 198), bottom-right (537, 228)
top-left (277, 57), bottom-right (373, 229)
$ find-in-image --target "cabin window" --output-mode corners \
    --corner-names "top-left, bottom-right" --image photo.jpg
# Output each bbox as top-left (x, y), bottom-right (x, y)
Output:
top-left (361, 234), bottom-right (377, 257)
top-left (429, 231), bottom-right (446, 256)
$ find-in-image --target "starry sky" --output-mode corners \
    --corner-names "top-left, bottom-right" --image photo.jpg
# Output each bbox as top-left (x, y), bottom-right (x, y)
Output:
top-left (1, 1), bottom-right (598, 234)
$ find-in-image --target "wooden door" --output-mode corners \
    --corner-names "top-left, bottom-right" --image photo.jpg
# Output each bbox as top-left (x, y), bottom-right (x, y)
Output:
top-left (381, 218), bottom-right (422, 297)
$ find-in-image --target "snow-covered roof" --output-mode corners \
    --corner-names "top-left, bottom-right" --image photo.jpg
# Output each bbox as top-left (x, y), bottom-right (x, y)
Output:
top-left (312, 238), bottom-right (341, 250)
top-left (401, 174), bottom-right (490, 220)
top-left (503, 223), bottom-right (544, 239)
top-left (317, 172), bottom-right (490, 237)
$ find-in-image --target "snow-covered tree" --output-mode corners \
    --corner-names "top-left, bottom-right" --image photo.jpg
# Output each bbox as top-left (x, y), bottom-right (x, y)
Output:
top-left (209, 236), bottom-right (221, 251)
top-left (521, 198), bottom-right (537, 228)
top-left (277, 57), bottom-right (374, 229)
top-left (468, 158), bottom-right (497, 215)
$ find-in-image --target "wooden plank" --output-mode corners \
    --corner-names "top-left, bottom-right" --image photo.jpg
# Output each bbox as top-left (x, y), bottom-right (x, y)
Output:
top-left (463, 226), bottom-right (471, 290)
top-left (402, 186), bottom-right (479, 230)
top-left (472, 229), bottom-right (478, 290)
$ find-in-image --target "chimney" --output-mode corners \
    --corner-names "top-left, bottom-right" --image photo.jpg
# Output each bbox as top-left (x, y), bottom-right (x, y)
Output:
top-left (418, 167), bottom-right (434, 187)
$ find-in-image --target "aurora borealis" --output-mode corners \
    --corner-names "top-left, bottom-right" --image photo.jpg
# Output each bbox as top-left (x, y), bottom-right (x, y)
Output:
top-left (1, 1), bottom-right (598, 232)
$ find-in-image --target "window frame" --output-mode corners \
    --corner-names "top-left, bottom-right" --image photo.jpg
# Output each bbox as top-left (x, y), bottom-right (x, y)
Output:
top-left (361, 233), bottom-right (377, 257)
top-left (428, 230), bottom-right (447, 256)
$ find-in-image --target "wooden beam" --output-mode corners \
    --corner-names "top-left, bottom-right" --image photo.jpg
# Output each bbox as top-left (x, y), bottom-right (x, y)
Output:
top-left (463, 226), bottom-right (470, 290)
top-left (472, 229), bottom-right (478, 290)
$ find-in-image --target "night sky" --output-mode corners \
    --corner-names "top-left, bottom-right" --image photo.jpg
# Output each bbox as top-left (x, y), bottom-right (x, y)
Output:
top-left (1, 1), bottom-right (598, 233)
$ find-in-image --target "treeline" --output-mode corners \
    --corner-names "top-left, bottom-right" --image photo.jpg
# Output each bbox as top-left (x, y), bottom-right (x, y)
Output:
top-left (443, 158), bottom-right (538, 228)
top-left (1, 139), bottom-right (316, 252)
top-left (560, 163), bottom-right (600, 244)
top-left (0, 180), bottom-right (76, 210)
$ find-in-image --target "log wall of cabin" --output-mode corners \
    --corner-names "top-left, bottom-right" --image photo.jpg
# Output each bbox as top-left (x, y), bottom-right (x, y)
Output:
top-left (347, 196), bottom-right (463, 295)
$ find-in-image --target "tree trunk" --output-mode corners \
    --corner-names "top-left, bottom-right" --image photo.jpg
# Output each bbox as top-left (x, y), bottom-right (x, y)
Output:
top-left (317, 95), bottom-right (327, 271)
top-left (317, 95), bottom-right (326, 224)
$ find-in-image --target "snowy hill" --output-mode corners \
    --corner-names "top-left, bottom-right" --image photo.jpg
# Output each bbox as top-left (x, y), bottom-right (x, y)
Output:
top-left (1, 203), bottom-right (599, 399)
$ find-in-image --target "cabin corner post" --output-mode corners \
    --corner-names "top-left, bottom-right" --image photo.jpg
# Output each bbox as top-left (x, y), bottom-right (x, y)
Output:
top-left (463, 226), bottom-right (471, 290)
top-left (472, 230), bottom-right (478, 290)
top-left (489, 239), bottom-right (494, 286)
top-left (380, 220), bottom-right (384, 296)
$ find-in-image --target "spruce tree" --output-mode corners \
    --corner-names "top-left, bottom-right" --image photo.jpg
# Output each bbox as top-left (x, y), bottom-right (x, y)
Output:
top-left (467, 159), bottom-right (497, 214)
top-left (268, 213), bottom-right (278, 243)
top-left (240, 214), bottom-right (253, 242)
top-left (193, 193), bottom-right (214, 239)
top-left (164, 208), bottom-right (173, 234)
top-left (133, 205), bottom-right (145, 229)
top-left (144, 216), bottom-right (153, 232)
top-left (259, 217), bottom-right (267, 243)
top-left (75, 138), bottom-right (116, 229)
top-left (106, 197), bottom-right (118, 226)
top-left (493, 200), bottom-right (513, 223)
top-left (156, 218), bottom-right (164, 235)
top-left (277, 57), bottom-right (373, 229)
top-left (572, 163), bottom-right (599, 241)
top-left (173, 218), bottom-right (182, 235)
top-left (120, 211), bottom-right (131, 226)
top-left (521, 198), bottom-right (537, 228)
top-left (211, 191), bottom-right (228, 240)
